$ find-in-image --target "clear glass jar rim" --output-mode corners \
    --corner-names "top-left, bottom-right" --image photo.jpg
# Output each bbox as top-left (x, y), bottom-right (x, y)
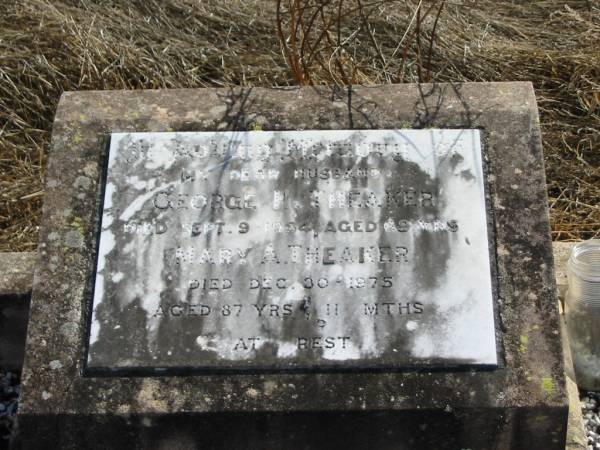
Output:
top-left (568, 239), bottom-right (600, 281)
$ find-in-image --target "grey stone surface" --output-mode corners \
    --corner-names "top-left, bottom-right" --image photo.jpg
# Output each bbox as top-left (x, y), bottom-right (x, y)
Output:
top-left (0, 252), bottom-right (35, 371)
top-left (553, 241), bottom-right (588, 450)
top-left (554, 241), bottom-right (576, 305)
top-left (88, 129), bottom-right (497, 371)
top-left (0, 252), bottom-right (35, 297)
top-left (17, 83), bottom-right (568, 449)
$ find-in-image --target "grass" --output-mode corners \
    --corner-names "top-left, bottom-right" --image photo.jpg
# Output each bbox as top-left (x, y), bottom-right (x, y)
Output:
top-left (0, 0), bottom-right (598, 251)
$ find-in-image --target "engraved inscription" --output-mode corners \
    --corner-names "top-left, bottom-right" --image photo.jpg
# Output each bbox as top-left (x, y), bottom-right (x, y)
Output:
top-left (87, 129), bottom-right (497, 371)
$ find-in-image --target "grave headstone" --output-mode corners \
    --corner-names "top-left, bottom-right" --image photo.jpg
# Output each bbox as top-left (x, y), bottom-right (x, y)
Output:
top-left (17, 83), bottom-right (568, 449)
top-left (88, 128), bottom-right (496, 372)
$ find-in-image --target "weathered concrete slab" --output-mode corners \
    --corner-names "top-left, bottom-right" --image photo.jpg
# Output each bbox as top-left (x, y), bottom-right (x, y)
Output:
top-left (0, 252), bottom-right (35, 370)
top-left (17, 83), bottom-right (568, 449)
top-left (0, 252), bottom-right (35, 297)
top-left (554, 242), bottom-right (576, 304)
top-left (3, 243), bottom-right (583, 448)
top-left (553, 242), bottom-right (587, 450)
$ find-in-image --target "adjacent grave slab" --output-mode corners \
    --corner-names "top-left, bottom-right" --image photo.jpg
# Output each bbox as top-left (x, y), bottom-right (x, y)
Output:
top-left (88, 129), bottom-right (497, 372)
top-left (553, 241), bottom-right (587, 450)
top-left (17, 83), bottom-right (568, 449)
top-left (0, 252), bottom-right (36, 298)
top-left (0, 252), bottom-right (35, 370)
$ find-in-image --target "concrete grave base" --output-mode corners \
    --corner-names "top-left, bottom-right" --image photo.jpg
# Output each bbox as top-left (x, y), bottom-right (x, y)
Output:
top-left (0, 252), bottom-right (34, 371)
top-left (16, 83), bottom-right (568, 449)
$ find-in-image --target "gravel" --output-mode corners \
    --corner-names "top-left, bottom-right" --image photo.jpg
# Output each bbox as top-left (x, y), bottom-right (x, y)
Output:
top-left (0, 371), bottom-right (19, 448)
top-left (582, 391), bottom-right (600, 450)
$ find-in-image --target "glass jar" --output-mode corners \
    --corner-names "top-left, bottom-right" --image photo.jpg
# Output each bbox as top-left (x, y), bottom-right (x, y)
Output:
top-left (565, 239), bottom-right (600, 390)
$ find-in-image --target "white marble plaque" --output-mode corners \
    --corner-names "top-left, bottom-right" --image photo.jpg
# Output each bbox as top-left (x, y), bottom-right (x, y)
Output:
top-left (87, 129), bottom-right (497, 371)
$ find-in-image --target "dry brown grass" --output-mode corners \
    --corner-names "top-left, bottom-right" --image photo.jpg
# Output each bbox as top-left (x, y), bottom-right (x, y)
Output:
top-left (1, 0), bottom-right (598, 251)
